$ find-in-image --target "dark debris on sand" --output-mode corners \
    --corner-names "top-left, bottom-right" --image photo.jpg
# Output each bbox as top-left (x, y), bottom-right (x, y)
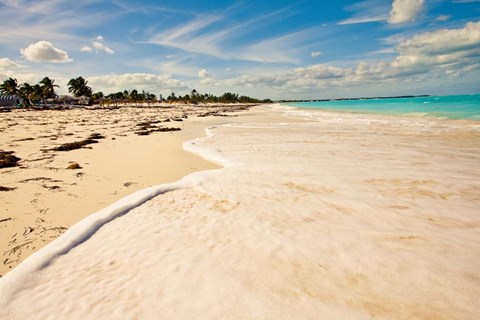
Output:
top-left (134, 121), bottom-right (181, 136)
top-left (134, 127), bottom-right (181, 136)
top-left (0, 151), bottom-right (21, 168)
top-left (53, 132), bottom-right (105, 151)
top-left (0, 186), bottom-right (16, 192)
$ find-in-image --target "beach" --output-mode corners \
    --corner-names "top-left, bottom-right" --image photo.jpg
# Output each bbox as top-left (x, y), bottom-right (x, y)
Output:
top-left (1, 0), bottom-right (479, 317)
top-left (1, 104), bottom-right (479, 319)
top-left (0, 103), bottom-right (251, 276)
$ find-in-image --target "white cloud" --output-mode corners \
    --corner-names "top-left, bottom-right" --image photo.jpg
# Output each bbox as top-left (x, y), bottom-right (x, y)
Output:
top-left (239, 27), bottom-right (319, 63)
top-left (311, 51), bottom-right (321, 57)
top-left (20, 41), bottom-right (71, 63)
top-left (0, 57), bottom-right (21, 68)
top-left (198, 69), bottom-right (210, 79)
top-left (0, 0), bottom-right (113, 48)
top-left (434, 15), bottom-right (451, 22)
top-left (149, 12), bottom-right (320, 64)
top-left (197, 69), bottom-right (216, 84)
top-left (368, 47), bottom-right (396, 55)
top-left (81, 46), bottom-right (93, 52)
top-left (225, 74), bottom-right (290, 88)
top-left (338, 15), bottom-right (387, 25)
top-left (87, 73), bottom-right (188, 93)
top-left (92, 35), bottom-right (115, 54)
top-left (81, 35), bottom-right (114, 54)
top-left (295, 65), bottom-right (350, 79)
top-left (388, 0), bottom-right (425, 24)
top-left (0, 70), bottom-right (58, 88)
top-left (149, 15), bottom-right (225, 58)
top-left (219, 21), bottom-right (480, 91)
top-left (345, 22), bottom-right (480, 83)
top-left (337, 0), bottom-right (389, 25)
top-left (350, 21), bottom-right (480, 80)
top-left (395, 21), bottom-right (480, 58)
top-left (154, 57), bottom-right (202, 78)
top-left (92, 41), bottom-right (115, 54)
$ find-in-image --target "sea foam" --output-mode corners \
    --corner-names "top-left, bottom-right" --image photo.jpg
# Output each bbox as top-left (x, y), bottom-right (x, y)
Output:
top-left (1, 104), bottom-right (479, 319)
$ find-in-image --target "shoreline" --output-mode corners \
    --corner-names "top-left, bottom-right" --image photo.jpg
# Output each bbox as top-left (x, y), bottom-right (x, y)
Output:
top-left (0, 103), bottom-right (254, 276)
top-left (1, 104), bottom-right (478, 319)
top-left (283, 94), bottom-right (480, 122)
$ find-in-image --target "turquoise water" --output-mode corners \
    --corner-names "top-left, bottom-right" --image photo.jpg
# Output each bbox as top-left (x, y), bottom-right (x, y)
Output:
top-left (286, 94), bottom-right (480, 121)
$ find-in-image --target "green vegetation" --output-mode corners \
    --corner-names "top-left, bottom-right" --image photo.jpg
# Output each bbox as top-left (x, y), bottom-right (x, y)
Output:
top-left (1, 76), bottom-right (272, 107)
top-left (165, 89), bottom-right (271, 104)
top-left (68, 77), bottom-right (92, 97)
top-left (0, 77), bottom-right (59, 106)
top-left (0, 78), bottom-right (19, 96)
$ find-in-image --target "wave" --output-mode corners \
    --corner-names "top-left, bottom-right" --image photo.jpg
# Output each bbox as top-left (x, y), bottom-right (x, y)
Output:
top-left (0, 125), bottom-right (227, 300)
top-left (1, 104), bottom-right (479, 319)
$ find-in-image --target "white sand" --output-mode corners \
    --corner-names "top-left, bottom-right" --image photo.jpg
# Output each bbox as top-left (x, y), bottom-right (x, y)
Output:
top-left (0, 105), bottom-right (479, 319)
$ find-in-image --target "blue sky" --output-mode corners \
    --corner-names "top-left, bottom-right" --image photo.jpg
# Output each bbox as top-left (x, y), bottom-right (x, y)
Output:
top-left (0, 0), bottom-right (479, 99)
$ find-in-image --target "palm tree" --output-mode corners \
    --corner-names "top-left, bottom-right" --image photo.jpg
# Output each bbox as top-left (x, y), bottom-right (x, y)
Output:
top-left (129, 89), bottom-right (139, 105)
top-left (32, 84), bottom-right (44, 106)
top-left (0, 78), bottom-right (19, 96)
top-left (68, 76), bottom-right (92, 97)
top-left (19, 83), bottom-right (34, 107)
top-left (167, 92), bottom-right (176, 102)
top-left (40, 77), bottom-right (59, 103)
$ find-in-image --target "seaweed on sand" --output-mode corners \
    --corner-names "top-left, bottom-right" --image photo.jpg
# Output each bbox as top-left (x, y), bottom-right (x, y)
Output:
top-left (53, 139), bottom-right (99, 151)
top-left (0, 151), bottom-right (20, 168)
top-left (0, 186), bottom-right (16, 191)
top-left (134, 127), bottom-right (181, 136)
top-left (53, 132), bottom-right (105, 151)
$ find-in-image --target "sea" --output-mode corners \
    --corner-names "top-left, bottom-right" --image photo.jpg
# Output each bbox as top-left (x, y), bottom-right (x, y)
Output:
top-left (286, 94), bottom-right (480, 121)
top-left (1, 99), bottom-right (479, 319)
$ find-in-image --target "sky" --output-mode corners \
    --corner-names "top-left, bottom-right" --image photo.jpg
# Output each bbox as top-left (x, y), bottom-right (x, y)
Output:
top-left (0, 0), bottom-right (479, 99)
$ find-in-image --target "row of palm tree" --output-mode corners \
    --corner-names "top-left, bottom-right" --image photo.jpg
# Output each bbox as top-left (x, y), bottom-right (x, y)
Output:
top-left (0, 76), bottom-right (97, 106)
top-left (0, 77), bottom-right (58, 106)
top-left (105, 89), bottom-right (268, 105)
top-left (166, 90), bottom-right (269, 104)
top-left (105, 89), bottom-right (158, 106)
top-left (1, 76), bottom-right (271, 107)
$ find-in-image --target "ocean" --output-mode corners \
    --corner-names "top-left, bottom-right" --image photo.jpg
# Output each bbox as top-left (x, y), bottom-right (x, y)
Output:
top-left (1, 104), bottom-right (479, 319)
top-left (286, 94), bottom-right (480, 121)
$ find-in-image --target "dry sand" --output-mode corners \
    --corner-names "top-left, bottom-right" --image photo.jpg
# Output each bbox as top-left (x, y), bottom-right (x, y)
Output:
top-left (0, 104), bottom-right (251, 276)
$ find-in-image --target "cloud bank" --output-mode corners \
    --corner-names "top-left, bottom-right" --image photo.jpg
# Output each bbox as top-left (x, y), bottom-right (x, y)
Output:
top-left (220, 21), bottom-right (480, 91)
top-left (87, 73), bottom-right (187, 93)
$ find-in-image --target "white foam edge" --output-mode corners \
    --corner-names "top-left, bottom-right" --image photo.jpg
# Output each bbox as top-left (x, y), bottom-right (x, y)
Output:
top-left (0, 123), bottom-right (232, 296)
top-left (267, 103), bottom-right (321, 121)
top-left (183, 124), bottom-right (241, 167)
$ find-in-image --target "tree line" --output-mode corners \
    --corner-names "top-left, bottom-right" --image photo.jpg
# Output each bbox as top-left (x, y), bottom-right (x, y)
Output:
top-left (0, 76), bottom-right (271, 106)
top-left (0, 77), bottom-right (58, 106)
